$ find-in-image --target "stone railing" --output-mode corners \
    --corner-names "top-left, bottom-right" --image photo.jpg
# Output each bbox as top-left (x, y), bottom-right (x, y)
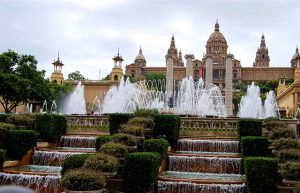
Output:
top-left (66, 115), bottom-right (109, 127)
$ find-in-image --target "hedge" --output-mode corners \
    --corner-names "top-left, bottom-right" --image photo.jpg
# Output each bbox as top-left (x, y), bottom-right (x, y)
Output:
top-left (244, 157), bottom-right (278, 193)
top-left (273, 138), bottom-right (299, 150)
top-left (237, 119), bottom-right (262, 138)
top-left (61, 154), bottom-right (91, 176)
top-left (268, 128), bottom-right (296, 140)
top-left (143, 138), bottom-right (169, 160)
top-left (0, 114), bottom-right (11, 122)
top-left (153, 114), bottom-right (180, 149)
top-left (0, 149), bottom-right (6, 169)
top-left (83, 153), bottom-right (119, 173)
top-left (35, 113), bottom-right (67, 142)
top-left (0, 122), bottom-right (15, 149)
top-left (241, 136), bottom-right (268, 156)
top-left (109, 113), bottom-right (133, 135)
top-left (123, 152), bottom-right (161, 193)
top-left (112, 133), bottom-right (137, 146)
top-left (4, 130), bottom-right (37, 160)
top-left (134, 109), bottom-right (159, 118)
top-left (282, 162), bottom-right (300, 181)
top-left (6, 114), bottom-right (35, 129)
top-left (275, 149), bottom-right (300, 163)
top-left (99, 142), bottom-right (128, 158)
top-left (95, 135), bottom-right (112, 151)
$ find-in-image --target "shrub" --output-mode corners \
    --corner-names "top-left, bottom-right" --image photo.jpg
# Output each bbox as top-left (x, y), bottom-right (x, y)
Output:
top-left (0, 149), bottom-right (6, 169)
top-left (153, 114), bottom-right (180, 149)
top-left (112, 133), bottom-right (137, 146)
top-left (127, 117), bottom-right (155, 129)
top-left (268, 128), bottom-right (296, 140)
top-left (35, 113), bottom-right (67, 142)
top-left (244, 157), bottom-right (278, 193)
top-left (61, 154), bottom-right (91, 176)
top-left (95, 135), bottom-right (112, 151)
top-left (4, 130), bottom-right (37, 160)
top-left (123, 152), bottom-right (161, 193)
top-left (121, 124), bottom-right (144, 136)
top-left (100, 142), bottom-right (128, 158)
top-left (273, 138), bottom-right (299, 150)
top-left (263, 120), bottom-right (286, 131)
top-left (241, 136), bottom-right (268, 156)
top-left (61, 169), bottom-right (106, 191)
top-left (6, 114), bottom-right (35, 129)
top-left (0, 122), bottom-right (15, 149)
top-left (143, 139), bottom-right (169, 160)
top-left (109, 113), bottom-right (133, 135)
top-left (275, 149), bottom-right (300, 163)
top-left (282, 162), bottom-right (300, 181)
top-left (237, 119), bottom-right (262, 138)
top-left (134, 109), bottom-right (158, 118)
top-left (0, 114), bottom-right (11, 122)
top-left (83, 153), bottom-right (119, 173)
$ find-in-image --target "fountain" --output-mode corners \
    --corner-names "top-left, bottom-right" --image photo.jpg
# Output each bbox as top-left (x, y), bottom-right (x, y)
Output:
top-left (59, 81), bottom-right (86, 114)
top-left (238, 82), bottom-right (279, 119)
top-left (91, 96), bottom-right (101, 114)
top-left (50, 100), bottom-right (58, 114)
top-left (59, 135), bottom-right (96, 148)
top-left (41, 100), bottom-right (48, 113)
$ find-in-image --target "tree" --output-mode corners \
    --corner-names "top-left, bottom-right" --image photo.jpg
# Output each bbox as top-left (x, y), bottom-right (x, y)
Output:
top-left (145, 72), bottom-right (166, 91)
top-left (0, 50), bottom-right (71, 113)
top-left (67, 71), bottom-right (85, 80)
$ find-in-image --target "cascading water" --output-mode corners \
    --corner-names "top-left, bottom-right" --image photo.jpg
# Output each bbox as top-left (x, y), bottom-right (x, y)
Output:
top-left (32, 151), bottom-right (84, 166)
top-left (91, 96), bottom-right (101, 114)
top-left (59, 135), bottom-right (96, 148)
top-left (238, 82), bottom-right (279, 119)
top-left (59, 81), bottom-right (86, 114)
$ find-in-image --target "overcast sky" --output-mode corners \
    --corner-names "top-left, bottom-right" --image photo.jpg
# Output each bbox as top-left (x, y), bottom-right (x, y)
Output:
top-left (1, 0), bottom-right (300, 80)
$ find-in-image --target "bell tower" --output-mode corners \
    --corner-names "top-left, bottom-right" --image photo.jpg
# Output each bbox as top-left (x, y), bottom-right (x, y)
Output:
top-left (111, 49), bottom-right (124, 82)
top-left (50, 53), bottom-right (64, 85)
top-left (253, 34), bottom-right (270, 67)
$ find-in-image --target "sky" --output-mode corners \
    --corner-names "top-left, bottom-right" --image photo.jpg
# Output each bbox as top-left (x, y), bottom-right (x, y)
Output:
top-left (0, 0), bottom-right (300, 80)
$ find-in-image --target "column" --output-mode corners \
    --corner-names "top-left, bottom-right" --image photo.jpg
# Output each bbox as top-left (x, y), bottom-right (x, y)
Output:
top-left (225, 54), bottom-right (234, 117)
top-left (185, 54), bottom-right (195, 78)
top-left (205, 57), bottom-right (213, 84)
top-left (166, 54), bottom-right (174, 98)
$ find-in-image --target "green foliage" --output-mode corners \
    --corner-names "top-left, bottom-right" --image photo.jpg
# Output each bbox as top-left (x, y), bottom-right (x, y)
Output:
top-left (112, 133), bottom-right (137, 146)
top-left (0, 149), bottom-right (6, 169)
top-left (273, 138), bottom-right (299, 150)
top-left (153, 114), bottom-right (180, 149)
top-left (4, 130), bottom-right (37, 160)
top-left (275, 149), bottom-right (300, 163)
top-left (134, 109), bottom-right (159, 118)
top-left (121, 125), bottom-right (144, 136)
top-left (6, 114), bottom-right (35, 129)
top-left (123, 152), bottom-right (161, 193)
top-left (101, 74), bottom-right (111, 81)
top-left (263, 120), bottom-right (286, 131)
top-left (145, 72), bottom-right (166, 91)
top-left (0, 114), bottom-right (11, 122)
top-left (241, 136), bottom-right (269, 156)
top-left (67, 70), bottom-right (85, 80)
top-left (100, 142), bottom-right (128, 158)
top-left (143, 139), bottom-right (169, 160)
top-left (237, 119), bottom-right (262, 138)
top-left (109, 113), bottom-right (134, 135)
top-left (95, 135), bottom-right (112, 151)
top-left (268, 128), bottom-right (296, 140)
top-left (35, 113), bottom-right (67, 142)
top-left (127, 117), bottom-right (155, 129)
top-left (83, 153), bottom-right (119, 173)
top-left (282, 162), bottom-right (300, 180)
top-left (0, 122), bottom-right (15, 130)
top-left (61, 169), bottom-right (106, 191)
top-left (244, 157), bottom-right (278, 193)
top-left (61, 154), bottom-right (91, 176)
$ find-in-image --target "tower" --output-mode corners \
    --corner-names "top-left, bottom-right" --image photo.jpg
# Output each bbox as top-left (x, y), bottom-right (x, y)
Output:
top-left (111, 49), bottom-right (124, 82)
top-left (277, 75), bottom-right (286, 96)
top-left (291, 46), bottom-right (300, 67)
top-left (166, 35), bottom-right (183, 67)
top-left (50, 53), bottom-right (64, 85)
top-left (253, 34), bottom-right (270, 67)
top-left (134, 47), bottom-right (146, 67)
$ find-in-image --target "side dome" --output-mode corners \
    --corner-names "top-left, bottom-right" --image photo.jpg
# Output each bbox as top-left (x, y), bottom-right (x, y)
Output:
top-left (207, 22), bottom-right (227, 45)
top-left (135, 47), bottom-right (145, 60)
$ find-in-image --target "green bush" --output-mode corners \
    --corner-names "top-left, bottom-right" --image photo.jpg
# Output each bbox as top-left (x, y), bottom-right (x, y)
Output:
top-left (112, 133), bottom-right (137, 146)
top-left (109, 113), bottom-right (133, 135)
top-left (263, 120), bottom-right (286, 131)
top-left (35, 113), bottom-right (67, 142)
top-left (123, 152), bottom-right (161, 193)
top-left (0, 149), bottom-right (6, 169)
top-left (268, 128), bottom-right (296, 140)
top-left (61, 169), bottom-right (106, 191)
top-left (83, 153), bottom-right (119, 173)
top-left (95, 135), bottom-right (112, 151)
top-left (241, 136), bottom-right (268, 156)
top-left (127, 117), bottom-right (155, 129)
top-left (273, 138), bottom-right (299, 150)
top-left (61, 154), bottom-right (91, 176)
top-left (275, 149), bottom-right (300, 163)
top-left (0, 122), bottom-right (15, 149)
top-left (100, 142), bottom-right (128, 158)
top-left (0, 114), bottom-right (11, 122)
top-left (143, 139), bottom-right (169, 160)
top-left (244, 157), bottom-right (278, 193)
top-left (134, 109), bottom-right (158, 118)
top-left (153, 114), bottom-right (180, 149)
top-left (237, 119), bottom-right (262, 138)
top-left (121, 124), bottom-right (144, 136)
top-left (4, 130), bottom-right (37, 160)
top-left (6, 114), bottom-right (35, 129)
top-left (282, 162), bottom-right (300, 181)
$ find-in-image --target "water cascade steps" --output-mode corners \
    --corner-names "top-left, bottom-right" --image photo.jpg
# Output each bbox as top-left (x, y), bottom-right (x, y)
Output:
top-left (0, 135), bottom-right (98, 193)
top-left (157, 138), bottom-right (246, 193)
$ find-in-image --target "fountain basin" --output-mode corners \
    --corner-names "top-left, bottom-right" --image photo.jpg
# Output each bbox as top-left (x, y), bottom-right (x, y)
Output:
top-left (4, 165), bottom-right (61, 176)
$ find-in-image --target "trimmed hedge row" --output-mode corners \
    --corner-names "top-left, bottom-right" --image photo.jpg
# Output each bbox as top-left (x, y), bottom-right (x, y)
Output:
top-left (123, 152), bottom-right (161, 193)
top-left (143, 138), bottom-right (169, 160)
top-left (4, 130), bottom-right (37, 160)
top-left (244, 157), bottom-right (278, 193)
top-left (241, 136), bottom-right (269, 156)
top-left (61, 154), bottom-right (91, 176)
top-left (237, 119), bottom-right (262, 138)
top-left (0, 114), bottom-right (11, 123)
top-left (153, 114), bottom-right (180, 149)
top-left (109, 113), bottom-right (134, 135)
top-left (0, 149), bottom-right (5, 169)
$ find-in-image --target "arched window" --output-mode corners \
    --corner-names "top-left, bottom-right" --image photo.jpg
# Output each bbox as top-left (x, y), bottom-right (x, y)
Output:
top-left (114, 75), bottom-right (118, 81)
top-left (54, 80), bottom-right (57, 83)
top-left (131, 70), bottom-right (135, 78)
top-left (262, 55), bottom-right (264, 59)
top-left (233, 70), bottom-right (238, 79)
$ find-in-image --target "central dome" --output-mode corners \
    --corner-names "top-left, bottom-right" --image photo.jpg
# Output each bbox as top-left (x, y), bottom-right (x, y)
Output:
top-left (207, 22), bottom-right (227, 45)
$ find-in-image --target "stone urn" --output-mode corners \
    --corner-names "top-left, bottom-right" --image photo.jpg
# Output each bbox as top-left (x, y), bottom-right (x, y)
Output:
top-left (65, 189), bottom-right (106, 193)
